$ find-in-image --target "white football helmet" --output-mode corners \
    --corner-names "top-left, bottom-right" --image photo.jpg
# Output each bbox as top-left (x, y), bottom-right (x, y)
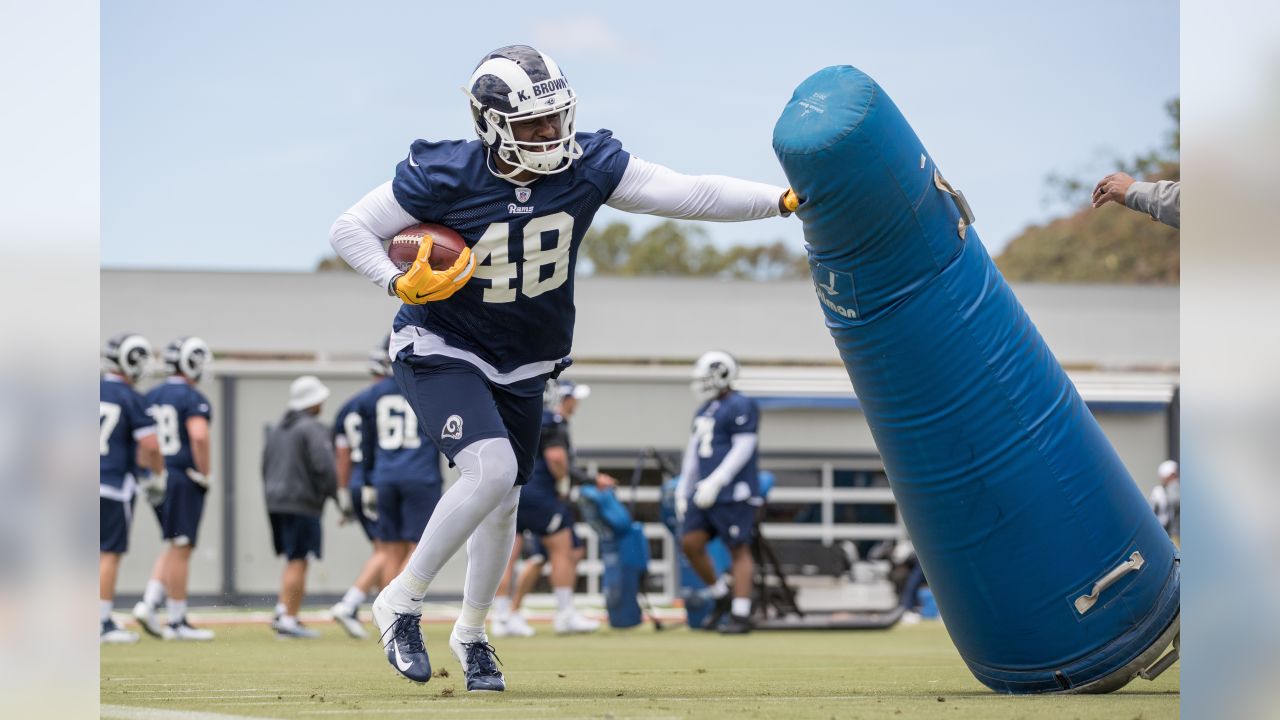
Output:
top-left (163, 336), bottom-right (212, 382)
top-left (367, 335), bottom-right (392, 377)
top-left (467, 45), bottom-right (582, 178)
top-left (691, 350), bottom-right (738, 402)
top-left (102, 332), bottom-right (153, 383)
top-left (543, 378), bottom-right (562, 412)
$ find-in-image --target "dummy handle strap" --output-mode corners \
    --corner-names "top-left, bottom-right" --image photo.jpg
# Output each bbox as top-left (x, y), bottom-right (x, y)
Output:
top-left (934, 170), bottom-right (977, 240)
top-left (1074, 551), bottom-right (1145, 614)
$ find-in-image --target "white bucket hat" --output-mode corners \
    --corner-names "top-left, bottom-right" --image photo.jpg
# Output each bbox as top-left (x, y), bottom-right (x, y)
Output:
top-left (288, 375), bottom-right (331, 411)
top-left (1157, 460), bottom-right (1179, 480)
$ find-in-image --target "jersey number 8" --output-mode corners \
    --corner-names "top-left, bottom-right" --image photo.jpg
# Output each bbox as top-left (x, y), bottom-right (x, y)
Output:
top-left (471, 212), bottom-right (574, 303)
top-left (150, 404), bottom-right (182, 457)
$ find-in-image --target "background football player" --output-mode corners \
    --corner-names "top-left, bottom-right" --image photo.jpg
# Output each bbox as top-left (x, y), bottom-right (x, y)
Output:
top-left (360, 356), bottom-right (443, 581)
top-left (100, 333), bottom-right (165, 644)
top-left (492, 378), bottom-right (614, 637)
top-left (131, 336), bottom-right (216, 641)
top-left (676, 351), bottom-right (762, 634)
top-left (329, 44), bottom-right (795, 691)
top-left (328, 342), bottom-right (394, 639)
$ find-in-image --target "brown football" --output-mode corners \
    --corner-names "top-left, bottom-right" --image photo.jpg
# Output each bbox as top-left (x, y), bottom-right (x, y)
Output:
top-left (387, 223), bottom-right (467, 272)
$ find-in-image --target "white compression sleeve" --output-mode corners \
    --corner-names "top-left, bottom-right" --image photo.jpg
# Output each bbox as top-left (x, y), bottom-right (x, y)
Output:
top-left (390, 438), bottom-right (520, 605)
top-left (328, 181), bottom-right (421, 290)
top-left (675, 432), bottom-right (701, 499)
top-left (704, 433), bottom-right (758, 485)
top-left (606, 156), bottom-right (785, 221)
top-left (457, 484), bottom-right (521, 637)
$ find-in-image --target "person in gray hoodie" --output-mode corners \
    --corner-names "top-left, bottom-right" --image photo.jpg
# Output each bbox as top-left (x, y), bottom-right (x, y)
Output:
top-left (1092, 171), bottom-right (1180, 228)
top-left (263, 375), bottom-right (337, 638)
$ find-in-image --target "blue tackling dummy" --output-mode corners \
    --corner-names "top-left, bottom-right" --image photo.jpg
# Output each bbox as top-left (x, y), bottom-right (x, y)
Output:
top-left (773, 66), bottom-right (1179, 694)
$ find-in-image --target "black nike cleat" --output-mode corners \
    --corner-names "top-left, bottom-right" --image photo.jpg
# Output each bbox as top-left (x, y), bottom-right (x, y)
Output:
top-left (700, 594), bottom-right (732, 630)
top-left (718, 613), bottom-right (753, 635)
top-left (450, 632), bottom-right (505, 692)
top-left (373, 594), bottom-right (431, 683)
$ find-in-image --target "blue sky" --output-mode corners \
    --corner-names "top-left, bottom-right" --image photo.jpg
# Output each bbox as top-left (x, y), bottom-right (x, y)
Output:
top-left (101, 1), bottom-right (1178, 271)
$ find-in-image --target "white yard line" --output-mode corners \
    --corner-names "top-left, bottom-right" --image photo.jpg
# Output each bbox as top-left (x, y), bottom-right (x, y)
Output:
top-left (100, 704), bottom-right (281, 720)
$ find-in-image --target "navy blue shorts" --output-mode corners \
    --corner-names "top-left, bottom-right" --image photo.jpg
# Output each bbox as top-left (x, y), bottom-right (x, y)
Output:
top-left (270, 512), bottom-right (322, 560)
top-left (156, 469), bottom-right (207, 547)
top-left (375, 479), bottom-right (442, 543)
top-left (516, 490), bottom-right (576, 537)
top-left (682, 500), bottom-right (758, 548)
top-left (392, 354), bottom-right (547, 486)
top-left (348, 478), bottom-right (379, 542)
top-left (526, 523), bottom-right (582, 561)
top-left (100, 495), bottom-right (134, 554)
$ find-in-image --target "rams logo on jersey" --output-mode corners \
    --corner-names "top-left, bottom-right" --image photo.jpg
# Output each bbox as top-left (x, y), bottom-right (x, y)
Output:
top-left (442, 415), bottom-right (464, 440)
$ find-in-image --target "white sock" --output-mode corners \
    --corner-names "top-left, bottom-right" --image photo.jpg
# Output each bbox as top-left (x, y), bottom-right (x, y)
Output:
top-left (458, 600), bottom-right (490, 630)
top-left (493, 595), bottom-right (512, 619)
top-left (398, 439), bottom-right (519, 603)
top-left (731, 597), bottom-right (752, 617)
top-left (381, 572), bottom-right (430, 613)
top-left (143, 579), bottom-right (166, 608)
top-left (710, 577), bottom-right (730, 599)
top-left (554, 586), bottom-right (574, 613)
top-left (274, 602), bottom-right (288, 617)
top-left (100, 600), bottom-right (113, 623)
top-left (167, 598), bottom-right (187, 624)
top-left (453, 621), bottom-right (486, 644)
top-left (341, 587), bottom-right (367, 608)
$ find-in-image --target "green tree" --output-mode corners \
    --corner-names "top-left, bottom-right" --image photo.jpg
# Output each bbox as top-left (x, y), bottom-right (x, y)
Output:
top-left (998, 98), bottom-right (1179, 284)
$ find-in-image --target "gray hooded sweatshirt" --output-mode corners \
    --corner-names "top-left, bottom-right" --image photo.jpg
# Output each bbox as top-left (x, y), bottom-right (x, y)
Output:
top-left (262, 409), bottom-right (337, 516)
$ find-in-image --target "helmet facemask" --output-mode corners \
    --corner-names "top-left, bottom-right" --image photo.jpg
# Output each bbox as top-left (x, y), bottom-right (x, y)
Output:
top-left (164, 336), bottom-right (211, 382)
top-left (103, 333), bottom-right (153, 383)
top-left (691, 351), bottom-right (739, 402)
top-left (467, 45), bottom-right (583, 179)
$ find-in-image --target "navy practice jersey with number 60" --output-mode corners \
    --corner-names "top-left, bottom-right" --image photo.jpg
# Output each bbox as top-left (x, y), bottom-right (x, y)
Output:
top-left (358, 376), bottom-right (442, 486)
top-left (391, 131), bottom-right (630, 374)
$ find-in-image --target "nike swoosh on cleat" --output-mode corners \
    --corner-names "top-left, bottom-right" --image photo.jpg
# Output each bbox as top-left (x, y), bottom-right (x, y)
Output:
top-left (393, 643), bottom-right (414, 672)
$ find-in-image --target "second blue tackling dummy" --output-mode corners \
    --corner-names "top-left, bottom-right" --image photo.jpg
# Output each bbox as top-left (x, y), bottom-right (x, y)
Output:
top-left (771, 66), bottom-right (1178, 694)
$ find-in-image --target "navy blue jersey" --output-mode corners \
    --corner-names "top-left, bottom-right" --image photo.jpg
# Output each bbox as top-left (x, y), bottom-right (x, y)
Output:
top-left (690, 391), bottom-right (761, 504)
top-left (100, 375), bottom-right (156, 487)
top-left (361, 376), bottom-right (441, 486)
top-left (526, 410), bottom-right (571, 497)
top-left (391, 131), bottom-right (630, 373)
top-left (332, 385), bottom-right (378, 488)
top-left (144, 378), bottom-right (212, 473)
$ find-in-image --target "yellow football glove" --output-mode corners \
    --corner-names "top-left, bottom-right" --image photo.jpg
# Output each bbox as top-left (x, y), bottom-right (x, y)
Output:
top-left (779, 188), bottom-right (800, 215)
top-left (388, 234), bottom-right (476, 304)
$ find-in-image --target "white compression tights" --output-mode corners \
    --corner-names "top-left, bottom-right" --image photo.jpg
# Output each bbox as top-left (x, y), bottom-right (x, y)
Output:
top-left (384, 438), bottom-right (521, 632)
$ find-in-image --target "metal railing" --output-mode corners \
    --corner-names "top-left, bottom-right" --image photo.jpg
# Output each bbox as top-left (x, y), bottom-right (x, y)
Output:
top-left (532, 460), bottom-right (908, 604)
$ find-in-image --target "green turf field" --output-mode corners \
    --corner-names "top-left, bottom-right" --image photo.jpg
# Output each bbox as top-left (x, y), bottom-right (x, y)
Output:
top-left (101, 619), bottom-right (1178, 719)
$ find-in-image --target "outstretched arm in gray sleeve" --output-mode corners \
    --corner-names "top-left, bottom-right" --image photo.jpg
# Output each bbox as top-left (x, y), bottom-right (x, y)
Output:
top-left (1125, 180), bottom-right (1180, 228)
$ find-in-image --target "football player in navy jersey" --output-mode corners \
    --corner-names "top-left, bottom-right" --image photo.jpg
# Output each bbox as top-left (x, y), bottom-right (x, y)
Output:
top-left (330, 44), bottom-right (795, 690)
top-left (131, 337), bottom-right (217, 642)
top-left (676, 351), bottom-right (762, 635)
top-left (362, 364), bottom-right (444, 579)
top-left (100, 333), bottom-right (166, 644)
top-left (493, 379), bottom-right (613, 637)
top-left (328, 343), bottom-right (394, 639)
